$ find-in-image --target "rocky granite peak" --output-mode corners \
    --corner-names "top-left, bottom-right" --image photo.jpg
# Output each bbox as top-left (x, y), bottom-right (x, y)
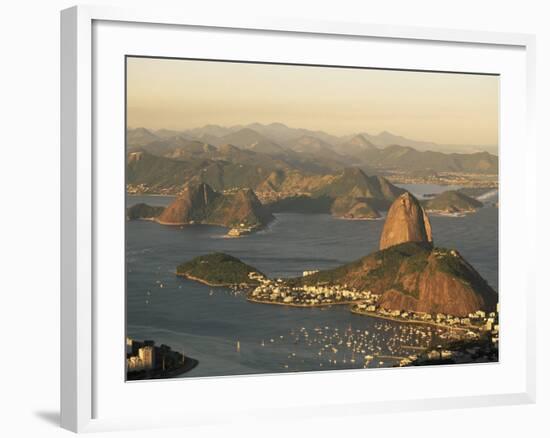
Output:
top-left (156, 183), bottom-right (273, 230)
top-left (379, 192), bottom-right (433, 250)
top-left (157, 183), bottom-right (217, 225)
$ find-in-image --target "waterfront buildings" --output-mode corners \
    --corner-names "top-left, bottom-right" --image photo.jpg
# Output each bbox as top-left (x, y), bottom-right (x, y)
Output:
top-left (126, 339), bottom-right (158, 372)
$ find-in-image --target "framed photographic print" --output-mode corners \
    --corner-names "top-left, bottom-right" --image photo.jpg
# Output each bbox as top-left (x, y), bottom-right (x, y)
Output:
top-left (61, 5), bottom-right (536, 433)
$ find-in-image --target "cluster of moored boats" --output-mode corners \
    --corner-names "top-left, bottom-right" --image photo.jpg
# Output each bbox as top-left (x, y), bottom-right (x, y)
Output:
top-left (253, 321), bottom-right (458, 370)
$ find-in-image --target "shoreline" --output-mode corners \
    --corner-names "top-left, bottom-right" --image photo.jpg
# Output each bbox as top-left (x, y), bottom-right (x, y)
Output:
top-left (128, 217), bottom-right (158, 222)
top-left (177, 271), bottom-right (485, 335)
top-left (350, 308), bottom-right (473, 332)
top-left (175, 272), bottom-right (257, 288)
top-left (153, 219), bottom-right (271, 237)
top-left (127, 193), bottom-right (177, 197)
top-left (425, 209), bottom-right (476, 217)
top-left (246, 296), bottom-right (365, 308)
top-left (127, 356), bottom-right (199, 381)
top-left (334, 216), bottom-right (384, 221)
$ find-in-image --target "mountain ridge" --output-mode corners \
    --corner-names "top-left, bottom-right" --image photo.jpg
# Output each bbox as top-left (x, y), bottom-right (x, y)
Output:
top-left (127, 124), bottom-right (498, 174)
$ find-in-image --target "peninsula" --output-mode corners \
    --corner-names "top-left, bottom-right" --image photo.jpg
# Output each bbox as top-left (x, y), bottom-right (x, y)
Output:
top-left (294, 193), bottom-right (497, 316)
top-left (176, 252), bottom-right (264, 287)
top-left (126, 338), bottom-right (198, 380)
top-left (175, 192), bottom-right (497, 317)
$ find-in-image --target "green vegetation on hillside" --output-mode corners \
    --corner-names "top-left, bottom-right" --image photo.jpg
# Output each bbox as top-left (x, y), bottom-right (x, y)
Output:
top-left (285, 241), bottom-right (496, 312)
top-left (291, 242), bottom-right (430, 288)
top-left (360, 145), bottom-right (498, 174)
top-left (127, 151), bottom-right (272, 192)
top-left (423, 190), bottom-right (483, 212)
top-left (175, 242), bottom-right (496, 315)
top-left (330, 195), bottom-right (380, 219)
top-left (176, 253), bottom-right (263, 286)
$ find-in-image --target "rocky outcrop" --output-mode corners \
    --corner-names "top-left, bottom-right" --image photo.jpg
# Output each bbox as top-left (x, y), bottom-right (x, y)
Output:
top-left (375, 247), bottom-right (497, 316)
top-left (157, 183), bottom-right (274, 230)
top-left (379, 192), bottom-right (433, 250)
top-left (157, 183), bottom-right (215, 224)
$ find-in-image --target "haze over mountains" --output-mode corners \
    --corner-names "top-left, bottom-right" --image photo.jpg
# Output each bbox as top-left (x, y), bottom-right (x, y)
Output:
top-left (127, 123), bottom-right (498, 180)
top-left (126, 123), bottom-right (498, 316)
top-left (128, 122), bottom-right (498, 157)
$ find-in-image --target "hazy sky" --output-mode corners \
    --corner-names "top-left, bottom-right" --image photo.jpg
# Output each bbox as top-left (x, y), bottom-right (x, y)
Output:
top-left (127, 57), bottom-right (499, 146)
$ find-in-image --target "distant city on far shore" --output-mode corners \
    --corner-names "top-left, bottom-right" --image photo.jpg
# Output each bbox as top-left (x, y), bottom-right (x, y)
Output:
top-left (125, 57), bottom-right (499, 380)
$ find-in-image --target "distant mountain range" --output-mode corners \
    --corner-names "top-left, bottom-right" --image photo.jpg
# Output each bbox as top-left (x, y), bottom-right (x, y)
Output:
top-left (127, 151), bottom-right (406, 219)
top-left (127, 150), bottom-right (402, 200)
top-left (128, 122), bottom-right (498, 156)
top-left (127, 123), bottom-right (498, 176)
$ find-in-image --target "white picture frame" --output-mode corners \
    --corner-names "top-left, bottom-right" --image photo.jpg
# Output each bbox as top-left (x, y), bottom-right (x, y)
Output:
top-left (61, 4), bottom-right (536, 433)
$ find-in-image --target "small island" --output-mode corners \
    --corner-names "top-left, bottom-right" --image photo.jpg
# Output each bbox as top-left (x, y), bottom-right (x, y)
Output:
top-left (126, 182), bottom-right (275, 236)
top-left (422, 190), bottom-right (483, 215)
top-left (176, 252), bottom-right (264, 287)
top-left (157, 183), bottom-right (274, 231)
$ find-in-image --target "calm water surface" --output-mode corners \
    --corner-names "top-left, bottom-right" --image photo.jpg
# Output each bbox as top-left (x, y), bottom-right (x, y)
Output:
top-left (126, 188), bottom-right (498, 378)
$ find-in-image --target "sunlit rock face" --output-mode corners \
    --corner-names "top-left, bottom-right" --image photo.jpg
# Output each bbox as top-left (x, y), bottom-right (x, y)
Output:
top-left (379, 192), bottom-right (433, 250)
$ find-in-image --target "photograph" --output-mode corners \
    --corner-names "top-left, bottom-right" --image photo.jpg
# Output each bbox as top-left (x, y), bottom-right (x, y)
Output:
top-left (124, 56), bottom-right (499, 380)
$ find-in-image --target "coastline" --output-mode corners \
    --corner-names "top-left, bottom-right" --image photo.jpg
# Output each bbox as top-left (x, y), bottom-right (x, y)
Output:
top-left (246, 296), bottom-right (365, 308)
top-left (155, 219), bottom-right (189, 226)
top-left (350, 307), bottom-right (473, 332)
top-left (175, 272), bottom-right (257, 288)
top-left (127, 356), bottom-right (199, 381)
top-left (127, 193), bottom-right (176, 197)
top-left (425, 209), bottom-right (475, 217)
top-left (153, 219), bottom-right (270, 237)
top-left (128, 217), bottom-right (158, 222)
top-left (334, 215), bottom-right (384, 221)
top-left (172, 277), bottom-right (482, 335)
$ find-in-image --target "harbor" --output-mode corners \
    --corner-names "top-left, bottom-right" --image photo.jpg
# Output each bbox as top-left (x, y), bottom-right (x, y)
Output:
top-left (126, 204), bottom-right (498, 378)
